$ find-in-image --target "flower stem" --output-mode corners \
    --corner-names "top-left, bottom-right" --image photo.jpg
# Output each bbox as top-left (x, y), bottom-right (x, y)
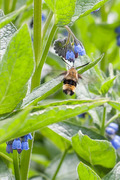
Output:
top-left (13, 150), bottom-right (20, 180)
top-left (31, 23), bottom-right (57, 91)
top-left (105, 113), bottom-right (120, 128)
top-left (20, 133), bottom-right (35, 180)
top-left (10, 0), bottom-right (17, 12)
top-left (33, 0), bottom-right (42, 67)
top-left (65, 25), bottom-right (76, 39)
top-left (4, 0), bottom-right (12, 14)
top-left (51, 148), bottom-right (69, 180)
top-left (37, 24), bottom-right (58, 81)
top-left (100, 106), bottom-right (106, 136)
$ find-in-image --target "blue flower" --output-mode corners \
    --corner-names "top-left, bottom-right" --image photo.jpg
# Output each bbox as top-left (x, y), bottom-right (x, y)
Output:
top-left (111, 135), bottom-right (120, 149)
top-left (108, 123), bottom-right (119, 132)
top-left (24, 133), bottom-right (32, 141)
top-left (12, 138), bottom-right (21, 149)
top-left (27, 133), bottom-right (32, 140)
top-left (66, 50), bottom-right (75, 62)
top-left (6, 133), bottom-right (32, 154)
top-left (106, 123), bottom-right (119, 135)
top-left (21, 141), bottom-right (29, 150)
top-left (117, 35), bottom-right (120, 46)
top-left (6, 144), bottom-right (13, 154)
top-left (115, 26), bottom-right (120, 34)
top-left (74, 44), bottom-right (86, 56)
top-left (105, 127), bottom-right (116, 135)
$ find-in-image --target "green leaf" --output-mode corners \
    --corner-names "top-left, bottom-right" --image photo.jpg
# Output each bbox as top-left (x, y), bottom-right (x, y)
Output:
top-left (0, 107), bottom-right (32, 144)
top-left (0, 24), bottom-right (34, 114)
top-left (41, 127), bottom-right (71, 151)
top-left (108, 100), bottom-right (120, 111)
top-left (41, 120), bottom-right (105, 151)
top-left (77, 162), bottom-right (101, 180)
top-left (34, 98), bottom-right (107, 110)
top-left (72, 131), bottom-right (116, 168)
top-left (0, 10), bottom-right (16, 59)
top-left (21, 76), bottom-right (63, 108)
top-left (102, 162), bottom-right (120, 180)
top-left (48, 122), bottom-right (105, 141)
top-left (0, 99), bottom-right (108, 143)
top-left (44, 0), bottom-right (109, 26)
top-left (100, 77), bottom-right (116, 95)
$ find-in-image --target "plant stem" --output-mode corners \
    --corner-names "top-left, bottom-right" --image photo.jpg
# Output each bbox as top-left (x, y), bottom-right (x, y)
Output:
top-left (33, 0), bottom-right (42, 67)
top-left (65, 25), bottom-right (76, 39)
top-left (20, 133), bottom-right (35, 180)
top-left (42, 10), bottom-right (53, 39)
top-left (31, 24), bottom-right (57, 91)
top-left (105, 113), bottom-right (120, 128)
top-left (37, 24), bottom-right (58, 81)
top-left (30, 0), bottom-right (43, 91)
top-left (10, 0), bottom-right (17, 12)
top-left (13, 150), bottom-right (20, 180)
top-left (100, 106), bottom-right (106, 136)
top-left (4, 0), bottom-right (12, 14)
top-left (0, 0), bottom-right (3, 9)
top-left (52, 148), bottom-right (69, 180)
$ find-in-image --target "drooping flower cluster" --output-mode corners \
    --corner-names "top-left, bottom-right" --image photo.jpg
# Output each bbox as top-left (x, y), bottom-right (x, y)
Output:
top-left (54, 30), bottom-right (86, 64)
top-left (115, 26), bottom-right (120, 46)
top-left (106, 123), bottom-right (120, 149)
top-left (6, 133), bottom-right (32, 154)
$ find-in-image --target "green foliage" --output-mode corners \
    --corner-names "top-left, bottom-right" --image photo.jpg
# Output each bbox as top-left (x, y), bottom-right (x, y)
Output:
top-left (77, 162), bottom-right (101, 180)
top-left (44, 0), bottom-right (109, 26)
top-left (0, 98), bottom-right (107, 144)
top-left (0, 0), bottom-right (120, 179)
top-left (72, 131), bottom-right (116, 168)
top-left (0, 24), bottom-right (34, 114)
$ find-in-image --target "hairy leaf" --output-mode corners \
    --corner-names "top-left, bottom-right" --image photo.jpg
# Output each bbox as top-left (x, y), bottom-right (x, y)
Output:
top-left (72, 131), bottom-right (116, 168)
top-left (77, 162), bottom-right (101, 180)
top-left (0, 99), bottom-right (108, 143)
top-left (44, 0), bottom-right (109, 26)
top-left (0, 10), bottom-right (16, 60)
top-left (0, 24), bottom-right (34, 114)
top-left (100, 77), bottom-right (116, 95)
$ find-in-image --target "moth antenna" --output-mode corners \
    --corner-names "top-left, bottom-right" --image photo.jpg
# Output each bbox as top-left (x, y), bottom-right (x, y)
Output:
top-left (61, 57), bottom-right (72, 68)
top-left (76, 62), bottom-right (90, 70)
